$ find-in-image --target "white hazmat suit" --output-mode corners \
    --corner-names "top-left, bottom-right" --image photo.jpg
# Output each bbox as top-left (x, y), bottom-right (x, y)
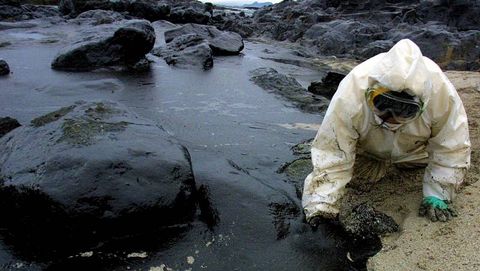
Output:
top-left (302, 39), bottom-right (471, 221)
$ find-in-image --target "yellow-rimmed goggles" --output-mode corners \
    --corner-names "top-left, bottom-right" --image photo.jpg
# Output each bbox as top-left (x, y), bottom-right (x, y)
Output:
top-left (365, 84), bottom-right (423, 123)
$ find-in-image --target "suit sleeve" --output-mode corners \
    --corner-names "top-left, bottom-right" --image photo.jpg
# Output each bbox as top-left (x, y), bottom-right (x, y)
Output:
top-left (302, 77), bottom-right (361, 221)
top-left (423, 78), bottom-right (471, 201)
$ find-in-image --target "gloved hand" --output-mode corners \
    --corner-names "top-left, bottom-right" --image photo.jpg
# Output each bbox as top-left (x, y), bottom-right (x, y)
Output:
top-left (419, 196), bottom-right (458, 222)
top-left (307, 212), bottom-right (338, 230)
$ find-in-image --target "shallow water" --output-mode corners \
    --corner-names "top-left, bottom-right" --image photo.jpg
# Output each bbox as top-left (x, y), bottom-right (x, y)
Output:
top-left (0, 19), bottom-right (372, 270)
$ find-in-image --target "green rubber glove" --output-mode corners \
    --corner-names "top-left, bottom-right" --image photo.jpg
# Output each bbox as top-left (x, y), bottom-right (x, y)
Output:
top-left (419, 196), bottom-right (458, 222)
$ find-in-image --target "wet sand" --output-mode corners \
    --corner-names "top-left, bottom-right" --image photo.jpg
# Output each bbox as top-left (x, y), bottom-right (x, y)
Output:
top-left (366, 71), bottom-right (480, 270)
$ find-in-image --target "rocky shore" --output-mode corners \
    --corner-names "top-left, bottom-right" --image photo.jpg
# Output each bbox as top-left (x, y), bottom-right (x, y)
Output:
top-left (2, 0), bottom-right (479, 70)
top-left (0, 0), bottom-right (479, 270)
top-left (215, 0), bottom-right (480, 71)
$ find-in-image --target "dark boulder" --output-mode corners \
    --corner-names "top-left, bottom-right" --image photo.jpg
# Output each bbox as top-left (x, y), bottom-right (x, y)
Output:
top-left (152, 33), bottom-right (213, 70)
top-left (51, 19), bottom-right (155, 71)
top-left (0, 101), bottom-right (196, 257)
top-left (250, 67), bottom-right (304, 94)
top-left (0, 0), bottom-right (20, 6)
top-left (74, 9), bottom-right (125, 25)
top-left (165, 24), bottom-right (244, 55)
top-left (249, 0), bottom-right (328, 42)
top-left (128, 0), bottom-right (170, 21)
top-left (0, 0), bottom-right (21, 21)
top-left (301, 19), bottom-right (384, 56)
top-left (0, 2), bottom-right (59, 21)
top-left (169, 5), bottom-right (210, 24)
top-left (59, 0), bottom-right (210, 23)
top-left (22, 4), bottom-right (60, 18)
top-left (358, 40), bottom-right (394, 59)
top-left (215, 16), bottom-right (255, 38)
top-left (416, 0), bottom-right (480, 31)
top-left (385, 22), bottom-right (480, 70)
top-left (250, 67), bottom-right (329, 113)
top-left (307, 71), bottom-right (346, 99)
top-left (58, 0), bottom-right (128, 16)
top-left (0, 4), bottom-right (24, 21)
top-left (0, 59), bottom-right (10, 75)
top-left (0, 117), bottom-right (20, 138)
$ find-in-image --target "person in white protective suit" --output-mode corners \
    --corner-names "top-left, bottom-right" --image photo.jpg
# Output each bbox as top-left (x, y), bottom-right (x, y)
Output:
top-left (302, 39), bottom-right (471, 225)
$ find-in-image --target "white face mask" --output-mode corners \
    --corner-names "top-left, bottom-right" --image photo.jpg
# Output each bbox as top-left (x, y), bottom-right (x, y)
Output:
top-left (381, 122), bottom-right (403, 131)
top-left (373, 114), bottom-right (404, 131)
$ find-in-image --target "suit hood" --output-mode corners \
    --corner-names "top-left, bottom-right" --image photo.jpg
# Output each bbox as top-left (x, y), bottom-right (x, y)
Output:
top-left (368, 39), bottom-right (432, 105)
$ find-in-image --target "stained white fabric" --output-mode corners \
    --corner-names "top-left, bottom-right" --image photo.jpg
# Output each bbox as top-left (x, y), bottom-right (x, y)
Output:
top-left (302, 39), bottom-right (471, 220)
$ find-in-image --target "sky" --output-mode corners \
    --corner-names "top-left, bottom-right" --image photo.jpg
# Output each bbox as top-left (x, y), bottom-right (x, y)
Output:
top-left (199, 0), bottom-right (283, 5)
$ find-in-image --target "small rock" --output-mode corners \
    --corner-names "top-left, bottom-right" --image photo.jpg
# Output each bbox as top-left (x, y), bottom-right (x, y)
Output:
top-left (165, 24), bottom-right (244, 56)
top-left (290, 139), bottom-right (313, 156)
top-left (128, 57), bottom-right (152, 72)
top-left (0, 59), bottom-right (10, 75)
top-left (152, 33), bottom-right (213, 70)
top-left (0, 41), bottom-right (12, 47)
top-left (0, 117), bottom-right (20, 137)
top-left (250, 67), bottom-right (329, 113)
top-left (307, 71), bottom-right (346, 98)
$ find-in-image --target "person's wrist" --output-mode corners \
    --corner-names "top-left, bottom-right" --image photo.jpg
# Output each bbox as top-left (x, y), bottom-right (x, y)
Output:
top-left (422, 196), bottom-right (448, 209)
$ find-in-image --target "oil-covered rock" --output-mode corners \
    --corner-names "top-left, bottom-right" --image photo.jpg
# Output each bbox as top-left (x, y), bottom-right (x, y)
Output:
top-left (0, 100), bottom-right (196, 259)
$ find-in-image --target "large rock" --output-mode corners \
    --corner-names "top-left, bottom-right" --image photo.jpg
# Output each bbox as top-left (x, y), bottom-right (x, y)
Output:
top-left (384, 22), bottom-right (480, 70)
top-left (250, 67), bottom-right (329, 113)
top-left (152, 33), bottom-right (213, 70)
top-left (212, 13), bottom-right (255, 38)
top-left (0, 117), bottom-right (20, 138)
top-left (168, 3), bottom-right (210, 24)
top-left (73, 9), bottom-right (125, 25)
top-left (59, 0), bottom-right (128, 16)
top-left (165, 23), bottom-right (244, 55)
top-left (0, 0), bottom-right (20, 5)
top-left (0, 59), bottom-right (10, 75)
top-left (301, 19), bottom-right (384, 56)
top-left (0, 4), bottom-right (24, 21)
top-left (51, 19), bottom-right (155, 71)
top-left (417, 0), bottom-right (480, 31)
top-left (128, 0), bottom-right (170, 21)
top-left (0, 101), bottom-right (196, 256)
top-left (0, 2), bottom-right (59, 21)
